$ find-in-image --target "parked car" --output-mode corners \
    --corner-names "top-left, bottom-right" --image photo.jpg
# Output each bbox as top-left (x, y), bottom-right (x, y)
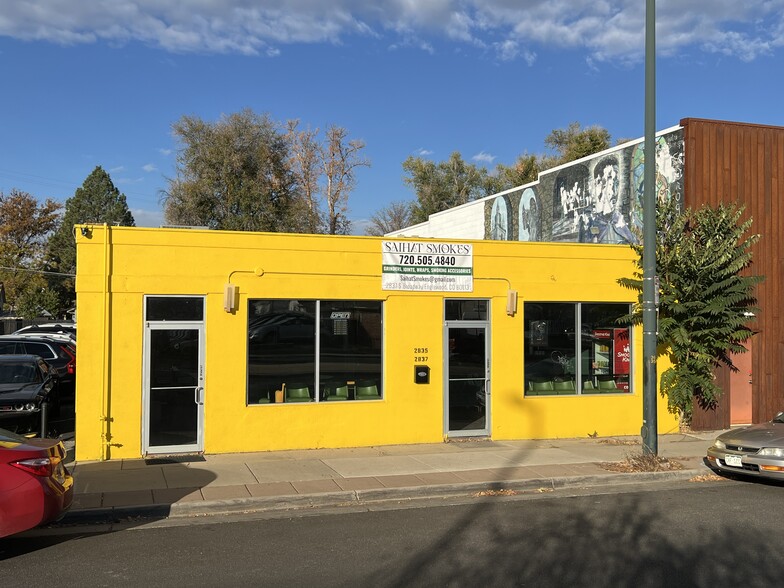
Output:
top-left (0, 335), bottom-right (75, 395)
top-left (13, 322), bottom-right (76, 341)
top-left (0, 426), bottom-right (73, 538)
top-left (0, 355), bottom-right (61, 433)
top-left (706, 412), bottom-right (784, 480)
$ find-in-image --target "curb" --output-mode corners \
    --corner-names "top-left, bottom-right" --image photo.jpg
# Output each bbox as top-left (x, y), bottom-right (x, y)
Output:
top-left (54, 466), bottom-right (713, 528)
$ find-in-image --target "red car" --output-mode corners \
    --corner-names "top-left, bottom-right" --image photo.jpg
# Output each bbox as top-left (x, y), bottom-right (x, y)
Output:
top-left (0, 427), bottom-right (73, 538)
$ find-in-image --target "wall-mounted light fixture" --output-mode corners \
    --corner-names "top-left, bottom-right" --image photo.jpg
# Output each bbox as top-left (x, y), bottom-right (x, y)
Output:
top-left (506, 289), bottom-right (518, 316)
top-left (224, 283), bottom-right (238, 313)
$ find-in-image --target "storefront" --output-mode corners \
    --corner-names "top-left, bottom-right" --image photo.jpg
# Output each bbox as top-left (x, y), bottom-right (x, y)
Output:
top-left (74, 225), bottom-right (677, 461)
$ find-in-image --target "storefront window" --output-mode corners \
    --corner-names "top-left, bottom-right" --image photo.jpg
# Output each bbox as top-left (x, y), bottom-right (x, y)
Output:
top-left (146, 296), bottom-right (204, 321)
top-left (524, 302), bottom-right (631, 396)
top-left (247, 299), bottom-right (382, 404)
top-left (445, 299), bottom-right (487, 321)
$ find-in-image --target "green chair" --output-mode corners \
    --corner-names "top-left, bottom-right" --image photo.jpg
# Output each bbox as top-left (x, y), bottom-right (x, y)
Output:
top-left (257, 396), bottom-right (271, 404)
top-left (285, 385), bottom-right (312, 402)
top-left (553, 380), bottom-right (575, 395)
top-left (582, 380), bottom-right (601, 394)
top-left (356, 384), bottom-right (381, 400)
top-left (598, 379), bottom-right (620, 393)
top-left (325, 385), bottom-right (349, 401)
top-left (530, 380), bottom-right (555, 395)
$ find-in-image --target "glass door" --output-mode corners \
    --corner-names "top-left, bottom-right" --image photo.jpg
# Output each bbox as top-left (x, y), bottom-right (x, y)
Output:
top-left (143, 325), bottom-right (204, 454)
top-left (446, 325), bottom-right (489, 436)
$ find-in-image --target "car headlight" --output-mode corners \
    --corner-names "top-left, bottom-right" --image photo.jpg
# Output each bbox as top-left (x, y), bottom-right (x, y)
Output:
top-left (713, 439), bottom-right (726, 450)
top-left (756, 447), bottom-right (784, 458)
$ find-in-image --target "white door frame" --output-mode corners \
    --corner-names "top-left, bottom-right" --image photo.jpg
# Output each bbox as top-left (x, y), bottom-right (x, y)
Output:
top-left (142, 321), bottom-right (205, 455)
top-left (444, 319), bottom-right (491, 438)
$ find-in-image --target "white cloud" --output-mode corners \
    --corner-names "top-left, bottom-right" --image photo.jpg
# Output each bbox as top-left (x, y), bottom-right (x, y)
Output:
top-left (115, 176), bottom-right (145, 185)
top-left (415, 147), bottom-right (434, 156)
top-left (0, 1), bottom-right (781, 63)
top-left (109, 165), bottom-right (125, 173)
top-left (142, 163), bottom-right (157, 172)
top-left (132, 207), bottom-right (166, 228)
top-left (158, 148), bottom-right (172, 156)
top-left (472, 151), bottom-right (496, 164)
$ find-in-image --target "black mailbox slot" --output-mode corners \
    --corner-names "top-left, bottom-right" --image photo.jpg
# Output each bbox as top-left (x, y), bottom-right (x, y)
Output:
top-left (415, 365), bottom-right (430, 384)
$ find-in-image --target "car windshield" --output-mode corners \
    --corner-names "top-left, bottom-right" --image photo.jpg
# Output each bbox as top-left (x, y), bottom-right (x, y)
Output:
top-left (0, 362), bottom-right (40, 384)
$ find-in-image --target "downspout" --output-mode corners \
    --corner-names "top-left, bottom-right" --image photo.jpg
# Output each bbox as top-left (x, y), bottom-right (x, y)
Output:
top-left (100, 224), bottom-right (111, 460)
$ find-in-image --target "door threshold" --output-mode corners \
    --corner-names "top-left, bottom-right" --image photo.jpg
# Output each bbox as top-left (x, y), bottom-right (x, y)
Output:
top-left (144, 453), bottom-right (205, 465)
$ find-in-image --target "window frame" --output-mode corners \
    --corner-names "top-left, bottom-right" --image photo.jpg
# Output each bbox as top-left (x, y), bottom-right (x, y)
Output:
top-left (246, 298), bottom-right (384, 405)
top-left (524, 302), bottom-right (633, 397)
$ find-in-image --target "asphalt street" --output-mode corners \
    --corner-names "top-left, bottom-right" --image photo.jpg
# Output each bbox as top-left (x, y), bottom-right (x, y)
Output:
top-left (2, 477), bottom-right (783, 587)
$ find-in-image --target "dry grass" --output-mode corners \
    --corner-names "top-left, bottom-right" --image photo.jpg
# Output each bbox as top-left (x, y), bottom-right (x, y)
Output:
top-left (601, 452), bottom-right (685, 473)
top-left (689, 473), bottom-right (725, 483)
top-left (473, 488), bottom-right (518, 497)
top-left (598, 438), bottom-right (641, 446)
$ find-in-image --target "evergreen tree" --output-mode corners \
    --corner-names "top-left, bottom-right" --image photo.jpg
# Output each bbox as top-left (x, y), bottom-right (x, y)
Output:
top-left (619, 198), bottom-right (762, 422)
top-left (47, 166), bottom-right (135, 310)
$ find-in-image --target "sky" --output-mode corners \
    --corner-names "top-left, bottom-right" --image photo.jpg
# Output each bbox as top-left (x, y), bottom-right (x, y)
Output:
top-left (1, 1), bottom-right (783, 233)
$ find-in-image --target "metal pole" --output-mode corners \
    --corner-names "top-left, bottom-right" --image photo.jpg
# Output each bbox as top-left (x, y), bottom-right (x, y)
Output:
top-left (40, 401), bottom-right (49, 438)
top-left (641, 0), bottom-right (658, 455)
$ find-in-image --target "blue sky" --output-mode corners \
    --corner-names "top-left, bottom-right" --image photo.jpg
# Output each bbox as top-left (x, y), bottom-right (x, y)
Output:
top-left (1, 1), bottom-right (783, 232)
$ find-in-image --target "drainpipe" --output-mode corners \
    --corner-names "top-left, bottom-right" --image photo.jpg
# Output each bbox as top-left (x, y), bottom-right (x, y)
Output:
top-left (100, 224), bottom-right (111, 460)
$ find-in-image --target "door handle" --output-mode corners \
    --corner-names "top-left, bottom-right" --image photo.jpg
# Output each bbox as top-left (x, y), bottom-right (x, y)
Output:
top-left (195, 387), bottom-right (204, 405)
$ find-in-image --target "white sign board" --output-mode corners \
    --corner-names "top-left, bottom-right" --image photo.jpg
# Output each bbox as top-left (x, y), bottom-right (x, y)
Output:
top-left (382, 241), bottom-right (473, 292)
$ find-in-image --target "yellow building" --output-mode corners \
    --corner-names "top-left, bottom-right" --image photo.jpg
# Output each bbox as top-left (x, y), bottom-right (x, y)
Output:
top-left (74, 225), bottom-right (677, 461)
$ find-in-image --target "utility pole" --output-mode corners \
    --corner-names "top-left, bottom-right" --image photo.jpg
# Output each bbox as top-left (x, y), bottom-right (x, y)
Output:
top-left (641, 0), bottom-right (658, 455)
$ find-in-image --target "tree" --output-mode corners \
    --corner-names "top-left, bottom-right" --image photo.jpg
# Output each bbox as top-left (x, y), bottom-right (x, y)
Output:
top-left (404, 152), bottom-right (492, 224)
top-left (544, 121), bottom-right (611, 164)
top-left (618, 198), bottom-right (762, 423)
top-left (286, 120), bottom-right (324, 233)
top-left (47, 166), bottom-right (134, 312)
top-left (163, 109), bottom-right (299, 232)
top-left (0, 189), bottom-right (62, 317)
top-left (320, 125), bottom-right (370, 235)
top-left (365, 201), bottom-right (414, 236)
top-left (489, 153), bottom-right (543, 193)
top-left (287, 121), bottom-right (370, 235)
top-left (48, 165), bottom-right (134, 276)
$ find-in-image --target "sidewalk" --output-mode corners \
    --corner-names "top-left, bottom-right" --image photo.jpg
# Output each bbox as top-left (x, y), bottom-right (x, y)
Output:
top-left (60, 432), bottom-right (723, 526)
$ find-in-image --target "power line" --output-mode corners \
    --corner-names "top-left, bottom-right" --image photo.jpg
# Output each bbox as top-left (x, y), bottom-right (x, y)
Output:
top-left (0, 168), bottom-right (165, 206)
top-left (0, 266), bottom-right (75, 278)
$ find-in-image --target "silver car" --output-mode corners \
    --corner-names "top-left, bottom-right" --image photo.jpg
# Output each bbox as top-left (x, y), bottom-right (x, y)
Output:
top-left (707, 412), bottom-right (784, 480)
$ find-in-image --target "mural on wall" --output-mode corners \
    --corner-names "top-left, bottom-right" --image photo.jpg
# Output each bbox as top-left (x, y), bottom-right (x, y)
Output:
top-left (630, 135), bottom-right (684, 235)
top-left (490, 195), bottom-right (511, 240)
top-left (485, 128), bottom-right (684, 244)
top-left (552, 164), bottom-right (590, 242)
top-left (518, 187), bottom-right (540, 242)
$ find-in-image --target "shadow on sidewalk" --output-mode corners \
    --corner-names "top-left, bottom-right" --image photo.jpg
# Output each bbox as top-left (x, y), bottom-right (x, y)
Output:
top-left (1, 462), bottom-right (217, 560)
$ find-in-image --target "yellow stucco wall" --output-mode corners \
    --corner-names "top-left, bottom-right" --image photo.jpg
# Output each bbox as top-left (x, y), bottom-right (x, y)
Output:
top-left (75, 225), bottom-right (677, 461)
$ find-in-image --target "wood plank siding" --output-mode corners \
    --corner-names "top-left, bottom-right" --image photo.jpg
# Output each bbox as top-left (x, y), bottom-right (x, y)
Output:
top-left (682, 118), bottom-right (784, 429)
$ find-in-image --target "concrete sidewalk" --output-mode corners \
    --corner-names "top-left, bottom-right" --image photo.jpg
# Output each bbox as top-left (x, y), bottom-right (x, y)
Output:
top-left (60, 432), bottom-right (723, 526)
